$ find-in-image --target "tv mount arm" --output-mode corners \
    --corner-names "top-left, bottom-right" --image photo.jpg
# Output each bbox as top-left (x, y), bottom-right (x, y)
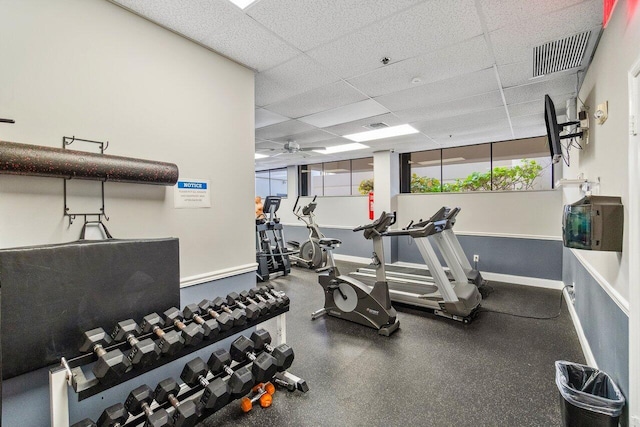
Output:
top-left (0, 118), bottom-right (15, 124)
top-left (558, 120), bottom-right (583, 140)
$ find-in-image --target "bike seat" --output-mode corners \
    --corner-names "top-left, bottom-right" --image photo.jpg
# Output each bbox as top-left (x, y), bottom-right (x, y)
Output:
top-left (318, 238), bottom-right (341, 250)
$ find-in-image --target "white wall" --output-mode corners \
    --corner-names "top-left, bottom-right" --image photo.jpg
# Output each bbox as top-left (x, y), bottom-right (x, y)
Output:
top-left (397, 190), bottom-right (563, 238)
top-left (0, 0), bottom-right (256, 280)
top-left (562, 0), bottom-right (640, 303)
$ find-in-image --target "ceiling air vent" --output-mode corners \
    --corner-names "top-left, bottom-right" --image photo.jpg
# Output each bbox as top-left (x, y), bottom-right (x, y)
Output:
top-left (363, 122), bottom-right (389, 130)
top-left (532, 31), bottom-right (590, 78)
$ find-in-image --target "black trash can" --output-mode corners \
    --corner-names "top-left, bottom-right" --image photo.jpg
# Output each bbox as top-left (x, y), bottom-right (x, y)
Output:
top-left (555, 361), bottom-right (625, 427)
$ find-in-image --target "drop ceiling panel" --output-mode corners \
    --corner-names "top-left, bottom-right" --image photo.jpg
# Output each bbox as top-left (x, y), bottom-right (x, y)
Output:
top-left (512, 125), bottom-right (547, 140)
top-left (255, 55), bottom-right (340, 106)
top-left (490, 1), bottom-right (602, 65)
top-left (246, 0), bottom-right (424, 52)
top-left (298, 99), bottom-right (389, 128)
top-left (306, 0), bottom-right (483, 79)
top-left (322, 113), bottom-right (404, 136)
top-left (496, 61), bottom-right (583, 89)
top-left (270, 129), bottom-right (336, 145)
top-left (255, 108), bottom-right (290, 128)
top-left (433, 125), bottom-right (514, 147)
top-left (347, 36), bottom-right (493, 98)
top-left (266, 81), bottom-right (368, 118)
top-left (375, 67), bottom-right (499, 112)
top-left (199, 14), bottom-right (299, 71)
top-left (412, 106), bottom-right (508, 137)
top-left (510, 114), bottom-right (543, 128)
top-left (503, 74), bottom-right (576, 105)
top-left (113, 0), bottom-right (244, 42)
top-left (395, 90), bottom-right (504, 123)
top-left (255, 119), bottom-right (317, 140)
top-left (478, 0), bottom-right (586, 32)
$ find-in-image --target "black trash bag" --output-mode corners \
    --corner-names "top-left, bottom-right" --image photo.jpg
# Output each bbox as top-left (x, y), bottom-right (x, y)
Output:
top-left (555, 361), bottom-right (625, 417)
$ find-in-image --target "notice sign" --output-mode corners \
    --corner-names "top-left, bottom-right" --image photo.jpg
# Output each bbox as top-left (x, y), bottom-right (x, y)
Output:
top-left (174, 179), bottom-right (211, 208)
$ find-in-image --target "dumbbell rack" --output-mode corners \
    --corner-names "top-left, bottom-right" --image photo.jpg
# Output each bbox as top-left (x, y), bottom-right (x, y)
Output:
top-left (49, 305), bottom-right (287, 427)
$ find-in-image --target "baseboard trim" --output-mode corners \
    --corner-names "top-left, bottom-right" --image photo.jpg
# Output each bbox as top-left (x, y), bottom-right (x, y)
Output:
top-left (481, 272), bottom-right (564, 290)
top-left (570, 249), bottom-right (629, 316)
top-left (334, 254), bottom-right (372, 264)
top-left (180, 263), bottom-right (257, 288)
top-left (564, 288), bottom-right (598, 367)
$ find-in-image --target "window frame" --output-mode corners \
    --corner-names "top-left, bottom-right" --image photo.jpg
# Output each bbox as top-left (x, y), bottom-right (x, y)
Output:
top-left (255, 167), bottom-right (288, 198)
top-left (298, 156), bottom-right (374, 197)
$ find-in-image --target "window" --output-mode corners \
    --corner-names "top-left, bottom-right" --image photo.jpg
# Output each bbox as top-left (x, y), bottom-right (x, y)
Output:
top-left (299, 157), bottom-right (373, 196)
top-left (442, 144), bottom-right (491, 192)
top-left (255, 168), bottom-right (288, 198)
top-left (408, 150), bottom-right (442, 193)
top-left (400, 137), bottom-right (553, 193)
top-left (492, 137), bottom-right (552, 191)
top-left (351, 158), bottom-right (374, 195)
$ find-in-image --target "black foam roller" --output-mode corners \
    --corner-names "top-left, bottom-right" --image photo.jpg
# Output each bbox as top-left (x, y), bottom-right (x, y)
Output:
top-left (0, 140), bottom-right (179, 185)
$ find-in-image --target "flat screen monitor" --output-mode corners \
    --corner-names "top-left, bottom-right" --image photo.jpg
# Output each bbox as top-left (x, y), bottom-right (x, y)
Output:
top-left (544, 95), bottom-right (562, 163)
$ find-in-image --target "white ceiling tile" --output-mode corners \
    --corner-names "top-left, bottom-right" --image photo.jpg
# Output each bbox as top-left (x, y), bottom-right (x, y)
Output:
top-left (490, 1), bottom-right (602, 65)
top-left (510, 114), bottom-right (543, 128)
top-left (433, 127), bottom-right (514, 147)
top-left (298, 99), bottom-right (389, 128)
top-left (322, 113), bottom-right (405, 136)
top-left (270, 129), bottom-right (336, 145)
top-left (478, 0), bottom-right (586, 32)
top-left (255, 55), bottom-right (340, 106)
top-left (113, 0), bottom-right (244, 42)
top-left (503, 74), bottom-right (577, 105)
top-left (412, 106), bottom-right (508, 137)
top-left (246, 0), bottom-right (424, 52)
top-left (265, 81), bottom-right (368, 118)
top-left (255, 119), bottom-right (317, 140)
top-left (347, 36), bottom-right (493, 97)
top-left (199, 14), bottom-right (299, 71)
top-left (255, 108), bottom-right (290, 128)
top-left (306, 0), bottom-right (483, 79)
top-left (375, 68), bottom-right (499, 112)
top-left (513, 125), bottom-right (547, 139)
top-left (394, 90), bottom-right (504, 123)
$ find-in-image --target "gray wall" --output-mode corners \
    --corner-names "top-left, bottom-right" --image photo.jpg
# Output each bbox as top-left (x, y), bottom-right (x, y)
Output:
top-left (286, 224), bottom-right (563, 280)
top-left (562, 248), bottom-right (629, 402)
top-left (3, 272), bottom-right (255, 427)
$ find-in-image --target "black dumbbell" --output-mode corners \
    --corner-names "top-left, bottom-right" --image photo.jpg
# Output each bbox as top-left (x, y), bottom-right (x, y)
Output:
top-left (79, 328), bottom-right (131, 380)
top-left (229, 335), bottom-right (278, 383)
top-left (246, 288), bottom-right (276, 312)
top-left (140, 313), bottom-right (185, 357)
top-left (163, 307), bottom-right (204, 347)
top-left (250, 287), bottom-right (282, 309)
top-left (211, 296), bottom-right (247, 326)
top-left (154, 378), bottom-right (198, 427)
top-left (111, 319), bottom-right (161, 367)
top-left (97, 402), bottom-right (128, 427)
top-left (180, 357), bottom-right (230, 412)
top-left (182, 304), bottom-right (220, 339)
top-left (260, 284), bottom-right (290, 307)
top-left (124, 384), bottom-right (171, 427)
top-left (207, 348), bottom-right (254, 399)
top-left (226, 292), bottom-right (262, 320)
top-left (260, 285), bottom-right (289, 308)
top-left (250, 329), bottom-right (294, 372)
top-left (238, 290), bottom-right (271, 314)
top-left (197, 299), bottom-right (234, 331)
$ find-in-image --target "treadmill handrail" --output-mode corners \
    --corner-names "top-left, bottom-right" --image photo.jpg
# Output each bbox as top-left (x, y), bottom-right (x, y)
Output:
top-left (385, 221), bottom-right (436, 237)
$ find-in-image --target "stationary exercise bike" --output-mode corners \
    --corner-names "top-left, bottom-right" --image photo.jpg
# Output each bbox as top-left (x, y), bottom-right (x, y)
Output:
top-left (311, 211), bottom-right (400, 336)
top-left (287, 196), bottom-right (327, 269)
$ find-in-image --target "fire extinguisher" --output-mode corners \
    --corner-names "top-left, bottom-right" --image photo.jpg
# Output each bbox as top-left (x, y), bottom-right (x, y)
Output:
top-left (368, 191), bottom-right (374, 220)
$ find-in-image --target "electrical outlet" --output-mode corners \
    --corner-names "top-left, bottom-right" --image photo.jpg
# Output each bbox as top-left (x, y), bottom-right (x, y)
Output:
top-left (473, 254), bottom-right (479, 262)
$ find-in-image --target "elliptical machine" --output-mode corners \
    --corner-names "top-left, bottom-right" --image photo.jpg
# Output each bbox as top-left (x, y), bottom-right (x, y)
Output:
top-left (311, 211), bottom-right (400, 336)
top-left (256, 196), bottom-right (292, 282)
top-left (288, 196), bottom-right (327, 269)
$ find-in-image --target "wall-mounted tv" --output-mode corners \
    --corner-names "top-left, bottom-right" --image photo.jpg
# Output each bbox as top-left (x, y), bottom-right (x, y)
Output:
top-left (544, 94), bottom-right (583, 164)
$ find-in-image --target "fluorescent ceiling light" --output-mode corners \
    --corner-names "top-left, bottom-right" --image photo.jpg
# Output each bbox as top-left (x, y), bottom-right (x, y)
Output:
top-left (313, 143), bottom-right (369, 154)
top-left (228, 0), bottom-right (258, 9)
top-left (324, 168), bottom-right (349, 173)
top-left (255, 153), bottom-right (269, 159)
top-left (344, 124), bottom-right (419, 142)
top-left (417, 157), bottom-right (465, 166)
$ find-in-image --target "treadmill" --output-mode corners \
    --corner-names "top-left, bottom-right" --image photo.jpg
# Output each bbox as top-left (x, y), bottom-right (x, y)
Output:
top-left (352, 207), bottom-right (486, 289)
top-left (349, 212), bottom-right (482, 322)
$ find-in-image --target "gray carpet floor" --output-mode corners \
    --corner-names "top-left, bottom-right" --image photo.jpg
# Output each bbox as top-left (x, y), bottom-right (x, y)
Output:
top-left (199, 262), bottom-right (584, 426)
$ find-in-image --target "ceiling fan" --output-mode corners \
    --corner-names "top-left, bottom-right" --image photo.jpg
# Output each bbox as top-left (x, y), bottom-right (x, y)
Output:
top-left (259, 140), bottom-right (326, 158)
